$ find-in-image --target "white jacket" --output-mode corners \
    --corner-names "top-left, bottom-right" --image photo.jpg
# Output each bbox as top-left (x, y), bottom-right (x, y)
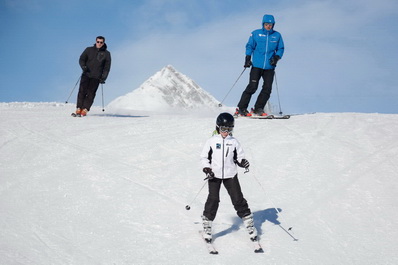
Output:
top-left (200, 134), bottom-right (245, 179)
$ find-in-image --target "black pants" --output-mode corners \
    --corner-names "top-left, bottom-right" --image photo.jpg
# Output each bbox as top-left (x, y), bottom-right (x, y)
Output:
top-left (203, 176), bottom-right (251, 221)
top-left (76, 75), bottom-right (100, 111)
top-left (237, 67), bottom-right (275, 111)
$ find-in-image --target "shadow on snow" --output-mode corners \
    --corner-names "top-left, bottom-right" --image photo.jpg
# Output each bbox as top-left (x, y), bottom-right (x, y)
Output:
top-left (213, 208), bottom-right (282, 240)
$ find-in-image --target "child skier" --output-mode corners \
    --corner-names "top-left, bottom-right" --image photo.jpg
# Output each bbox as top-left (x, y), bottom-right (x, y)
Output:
top-left (200, 112), bottom-right (257, 243)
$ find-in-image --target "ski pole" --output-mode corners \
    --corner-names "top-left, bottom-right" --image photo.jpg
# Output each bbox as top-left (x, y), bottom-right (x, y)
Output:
top-left (101, 83), bottom-right (105, 112)
top-left (185, 179), bottom-right (208, 210)
top-left (245, 148), bottom-right (297, 241)
top-left (274, 71), bottom-right (283, 115)
top-left (251, 172), bottom-right (293, 230)
top-left (252, 174), bottom-right (298, 241)
top-left (218, 68), bottom-right (247, 107)
top-left (65, 75), bottom-right (81, 104)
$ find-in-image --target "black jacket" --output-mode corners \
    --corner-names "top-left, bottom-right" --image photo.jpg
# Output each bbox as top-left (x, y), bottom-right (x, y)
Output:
top-left (79, 43), bottom-right (111, 80)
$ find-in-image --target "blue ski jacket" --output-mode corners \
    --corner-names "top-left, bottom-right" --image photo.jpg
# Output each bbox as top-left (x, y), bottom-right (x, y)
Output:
top-left (246, 14), bottom-right (285, 70)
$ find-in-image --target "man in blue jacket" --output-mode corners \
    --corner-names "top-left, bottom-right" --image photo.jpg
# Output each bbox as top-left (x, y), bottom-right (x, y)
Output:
top-left (237, 14), bottom-right (284, 117)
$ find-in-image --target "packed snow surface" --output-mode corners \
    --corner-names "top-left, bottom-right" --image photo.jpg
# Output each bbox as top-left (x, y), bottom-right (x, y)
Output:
top-left (1, 102), bottom-right (397, 264)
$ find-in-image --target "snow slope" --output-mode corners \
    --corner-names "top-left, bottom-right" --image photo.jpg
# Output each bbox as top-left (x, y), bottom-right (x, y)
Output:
top-left (1, 102), bottom-right (398, 265)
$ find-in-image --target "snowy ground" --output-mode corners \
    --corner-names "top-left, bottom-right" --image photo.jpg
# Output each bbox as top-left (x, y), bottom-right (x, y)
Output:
top-left (1, 102), bottom-right (397, 265)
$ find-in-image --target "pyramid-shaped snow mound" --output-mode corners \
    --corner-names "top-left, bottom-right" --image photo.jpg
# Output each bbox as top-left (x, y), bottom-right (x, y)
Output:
top-left (108, 65), bottom-right (220, 111)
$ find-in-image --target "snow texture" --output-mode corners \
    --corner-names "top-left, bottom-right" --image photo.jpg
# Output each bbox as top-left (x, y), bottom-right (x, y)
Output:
top-left (1, 102), bottom-right (398, 265)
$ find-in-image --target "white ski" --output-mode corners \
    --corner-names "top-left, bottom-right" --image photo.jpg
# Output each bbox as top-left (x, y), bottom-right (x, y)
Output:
top-left (252, 238), bottom-right (264, 253)
top-left (199, 231), bottom-right (218, 255)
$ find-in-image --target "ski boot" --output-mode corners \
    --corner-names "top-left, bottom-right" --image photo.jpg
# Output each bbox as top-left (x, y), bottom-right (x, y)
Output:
top-left (71, 108), bottom-right (82, 117)
top-left (235, 108), bottom-right (252, 117)
top-left (251, 108), bottom-right (268, 117)
top-left (242, 213), bottom-right (258, 241)
top-left (201, 215), bottom-right (213, 242)
top-left (80, 108), bottom-right (88, 117)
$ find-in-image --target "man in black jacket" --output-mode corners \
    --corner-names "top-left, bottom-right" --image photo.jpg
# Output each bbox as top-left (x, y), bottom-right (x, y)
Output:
top-left (74, 36), bottom-right (111, 116)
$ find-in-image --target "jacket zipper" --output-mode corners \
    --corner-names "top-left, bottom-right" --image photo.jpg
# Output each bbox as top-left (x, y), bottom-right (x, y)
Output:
top-left (264, 32), bottom-right (269, 69)
top-left (221, 138), bottom-right (225, 179)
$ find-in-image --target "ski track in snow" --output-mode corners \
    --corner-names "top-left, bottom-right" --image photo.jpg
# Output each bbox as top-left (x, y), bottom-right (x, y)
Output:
top-left (1, 103), bottom-right (398, 264)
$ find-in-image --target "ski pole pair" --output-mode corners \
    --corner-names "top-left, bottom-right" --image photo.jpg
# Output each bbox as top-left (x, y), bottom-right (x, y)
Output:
top-left (218, 68), bottom-right (285, 115)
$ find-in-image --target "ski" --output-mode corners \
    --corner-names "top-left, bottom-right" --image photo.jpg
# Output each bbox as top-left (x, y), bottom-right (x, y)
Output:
top-left (234, 108), bottom-right (290, 119)
top-left (235, 114), bottom-right (290, 119)
top-left (269, 114), bottom-right (290, 119)
top-left (251, 238), bottom-right (264, 253)
top-left (71, 113), bottom-right (82, 117)
top-left (199, 231), bottom-right (218, 255)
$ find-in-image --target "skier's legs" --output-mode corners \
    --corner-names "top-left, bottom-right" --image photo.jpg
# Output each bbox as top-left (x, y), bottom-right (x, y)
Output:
top-left (237, 67), bottom-right (263, 110)
top-left (203, 178), bottom-right (222, 221)
top-left (254, 69), bottom-right (274, 111)
top-left (223, 176), bottom-right (251, 218)
top-left (82, 78), bottom-right (100, 111)
top-left (76, 75), bottom-right (89, 109)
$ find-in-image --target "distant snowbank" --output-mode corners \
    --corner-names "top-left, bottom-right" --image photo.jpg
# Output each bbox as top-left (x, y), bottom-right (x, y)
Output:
top-left (0, 102), bottom-right (70, 109)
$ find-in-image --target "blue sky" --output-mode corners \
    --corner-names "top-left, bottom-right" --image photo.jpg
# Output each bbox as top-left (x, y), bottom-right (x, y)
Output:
top-left (1, 0), bottom-right (398, 114)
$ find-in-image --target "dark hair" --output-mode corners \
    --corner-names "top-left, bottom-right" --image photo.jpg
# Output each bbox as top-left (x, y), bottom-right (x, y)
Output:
top-left (96, 36), bottom-right (105, 42)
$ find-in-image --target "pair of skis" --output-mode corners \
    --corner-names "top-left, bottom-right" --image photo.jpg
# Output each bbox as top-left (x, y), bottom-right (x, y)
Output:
top-left (239, 114), bottom-right (290, 119)
top-left (71, 113), bottom-right (86, 117)
top-left (199, 231), bottom-right (264, 254)
top-left (234, 109), bottom-right (290, 120)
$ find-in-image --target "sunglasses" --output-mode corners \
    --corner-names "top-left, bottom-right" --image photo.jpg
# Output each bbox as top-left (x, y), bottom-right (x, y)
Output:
top-left (219, 126), bottom-right (233, 133)
top-left (96, 41), bottom-right (104, 44)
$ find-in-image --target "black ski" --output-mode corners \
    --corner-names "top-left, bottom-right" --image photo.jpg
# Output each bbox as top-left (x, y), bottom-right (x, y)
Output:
top-left (71, 113), bottom-right (81, 117)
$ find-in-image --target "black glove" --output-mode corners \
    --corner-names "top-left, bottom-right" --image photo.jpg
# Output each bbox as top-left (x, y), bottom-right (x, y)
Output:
top-left (244, 55), bottom-right (252, 68)
top-left (237, 159), bottom-right (250, 169)
top-left (203, 167), bottom-right (215, 180)
top-left (269, 55), bottom-right (280, 67)
top-left (99, 79), bottom-right (106, 84)
top-left (82, 66), bottom-right (89, 73)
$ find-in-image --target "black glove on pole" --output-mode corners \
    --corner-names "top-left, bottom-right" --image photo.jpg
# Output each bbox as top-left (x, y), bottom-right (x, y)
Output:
top-left (237, 159), bottom-right (250, 169)
top-left (244, 55), bottom-right (252, 68)
top-left (203, 167), bottom-right (215, 180)
top-left (270, 55), bottom-right (280, 67)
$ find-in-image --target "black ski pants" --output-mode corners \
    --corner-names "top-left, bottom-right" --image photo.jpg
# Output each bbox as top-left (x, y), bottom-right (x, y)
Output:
top-left (237, 67), bottom-right (275, 111)
top-left (203, 175), bottom-right (251, 221)
top-left (76, 74), bottom-right (100, 111)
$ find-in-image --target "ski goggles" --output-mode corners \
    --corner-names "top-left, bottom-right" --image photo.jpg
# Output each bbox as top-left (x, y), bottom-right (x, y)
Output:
top-left (219, 126), bottom-right (234, 133)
